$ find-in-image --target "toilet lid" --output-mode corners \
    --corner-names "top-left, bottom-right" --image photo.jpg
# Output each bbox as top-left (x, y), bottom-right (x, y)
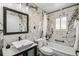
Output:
top-left (39, 46), bottom-right (54, 55)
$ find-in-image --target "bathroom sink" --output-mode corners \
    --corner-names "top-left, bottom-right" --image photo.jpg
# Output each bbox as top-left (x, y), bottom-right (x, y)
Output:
top-left (12, 40), bottom-right (33, 49)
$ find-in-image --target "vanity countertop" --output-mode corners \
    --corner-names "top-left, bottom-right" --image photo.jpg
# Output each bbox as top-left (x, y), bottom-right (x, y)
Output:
top-left (2, 43), bottom-right (37, 56)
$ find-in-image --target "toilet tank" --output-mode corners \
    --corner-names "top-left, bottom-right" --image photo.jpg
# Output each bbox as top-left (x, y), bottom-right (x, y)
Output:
top-left (36, 38), bottom-right (47, 48)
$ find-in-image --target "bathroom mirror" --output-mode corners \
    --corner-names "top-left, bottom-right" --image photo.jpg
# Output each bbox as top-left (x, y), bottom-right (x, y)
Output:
top-left (3, 7), bottom-right (29, 35)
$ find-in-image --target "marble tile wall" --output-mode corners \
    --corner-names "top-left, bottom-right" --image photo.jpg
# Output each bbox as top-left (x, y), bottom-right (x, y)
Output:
top-left (0, 3), bottom-right (44, 48)
top-left (48, 5), bottom-right (79, 47)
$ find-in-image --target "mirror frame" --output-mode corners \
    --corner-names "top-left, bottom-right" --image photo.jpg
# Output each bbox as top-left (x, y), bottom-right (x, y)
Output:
top-left (3, 7), bottom-right (29, 35)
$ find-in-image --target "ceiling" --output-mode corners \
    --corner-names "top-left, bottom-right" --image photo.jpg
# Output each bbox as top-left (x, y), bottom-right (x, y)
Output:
top-left (35, 3), bottom-right (77, 13)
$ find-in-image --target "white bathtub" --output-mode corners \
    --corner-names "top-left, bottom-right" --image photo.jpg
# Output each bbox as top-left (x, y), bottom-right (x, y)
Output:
top-left (47, 42), bottom-right (76, 56)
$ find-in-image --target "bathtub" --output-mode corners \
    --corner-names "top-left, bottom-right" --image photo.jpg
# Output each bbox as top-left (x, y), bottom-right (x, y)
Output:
top-left (47, 42), bottom-right (76, 56)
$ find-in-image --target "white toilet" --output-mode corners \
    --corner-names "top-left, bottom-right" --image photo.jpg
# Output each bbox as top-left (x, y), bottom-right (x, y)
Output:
top-left (39, 46), bottom-right (54, 56)
top-left (35, 38), bottom-right (54, 56)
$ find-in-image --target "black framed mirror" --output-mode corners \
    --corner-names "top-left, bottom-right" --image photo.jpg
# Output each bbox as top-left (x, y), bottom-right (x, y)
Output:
top-left (3, 7), bottom-right (29, 35)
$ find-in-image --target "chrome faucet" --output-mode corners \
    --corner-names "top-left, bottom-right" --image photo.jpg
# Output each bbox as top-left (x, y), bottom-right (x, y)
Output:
top-left (18, 36), bottom-right (22, 41)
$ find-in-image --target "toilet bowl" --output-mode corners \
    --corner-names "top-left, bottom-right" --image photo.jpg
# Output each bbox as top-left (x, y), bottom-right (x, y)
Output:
top-left (35, 38), bottom-right (54, 56)
top-left (39, 46), bottom-right (54, 56)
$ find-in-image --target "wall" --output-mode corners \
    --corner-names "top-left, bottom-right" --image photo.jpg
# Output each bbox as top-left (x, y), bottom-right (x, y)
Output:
top-left (48, 5), bottom-right (79, 47)
top-left (0, 3), bottom-right (43, 48)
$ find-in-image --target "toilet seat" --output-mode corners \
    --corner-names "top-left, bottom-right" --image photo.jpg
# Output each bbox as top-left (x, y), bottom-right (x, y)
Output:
top-left (39, 46), bottom-right (54, 56)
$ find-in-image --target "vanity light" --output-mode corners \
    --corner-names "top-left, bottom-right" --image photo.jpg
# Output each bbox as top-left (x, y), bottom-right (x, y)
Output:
top-left (17, 3), bottom-right (22, 11)
top-left (26, 5), bottom-right (29, 10)
top-left (26, 3), bottom-right (29, 11)
top-left (19, 3), bottom-right (22, 9)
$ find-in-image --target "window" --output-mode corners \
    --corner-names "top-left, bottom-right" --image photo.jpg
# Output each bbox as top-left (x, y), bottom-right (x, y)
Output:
top-left (56, 16), bottom-right (67, 29)
top-left (56, 18), bottom-right (60, 29)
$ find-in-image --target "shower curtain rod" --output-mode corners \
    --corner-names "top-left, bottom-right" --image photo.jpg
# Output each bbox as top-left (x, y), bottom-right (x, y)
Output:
top-left (47, 3), bottom-right (79, 15)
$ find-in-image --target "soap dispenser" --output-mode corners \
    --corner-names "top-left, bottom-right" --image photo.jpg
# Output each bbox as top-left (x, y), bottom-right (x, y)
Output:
top-left (3, 39), bottom-right (10, 49)
top-left (6, 44), bottom-right (10, 49)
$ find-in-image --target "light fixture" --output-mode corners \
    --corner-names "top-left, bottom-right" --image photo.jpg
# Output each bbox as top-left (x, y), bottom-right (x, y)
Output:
top-left (26, 3), bottom-right (29, 11)
top-left (17, 3), bottom-right (22, 11)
